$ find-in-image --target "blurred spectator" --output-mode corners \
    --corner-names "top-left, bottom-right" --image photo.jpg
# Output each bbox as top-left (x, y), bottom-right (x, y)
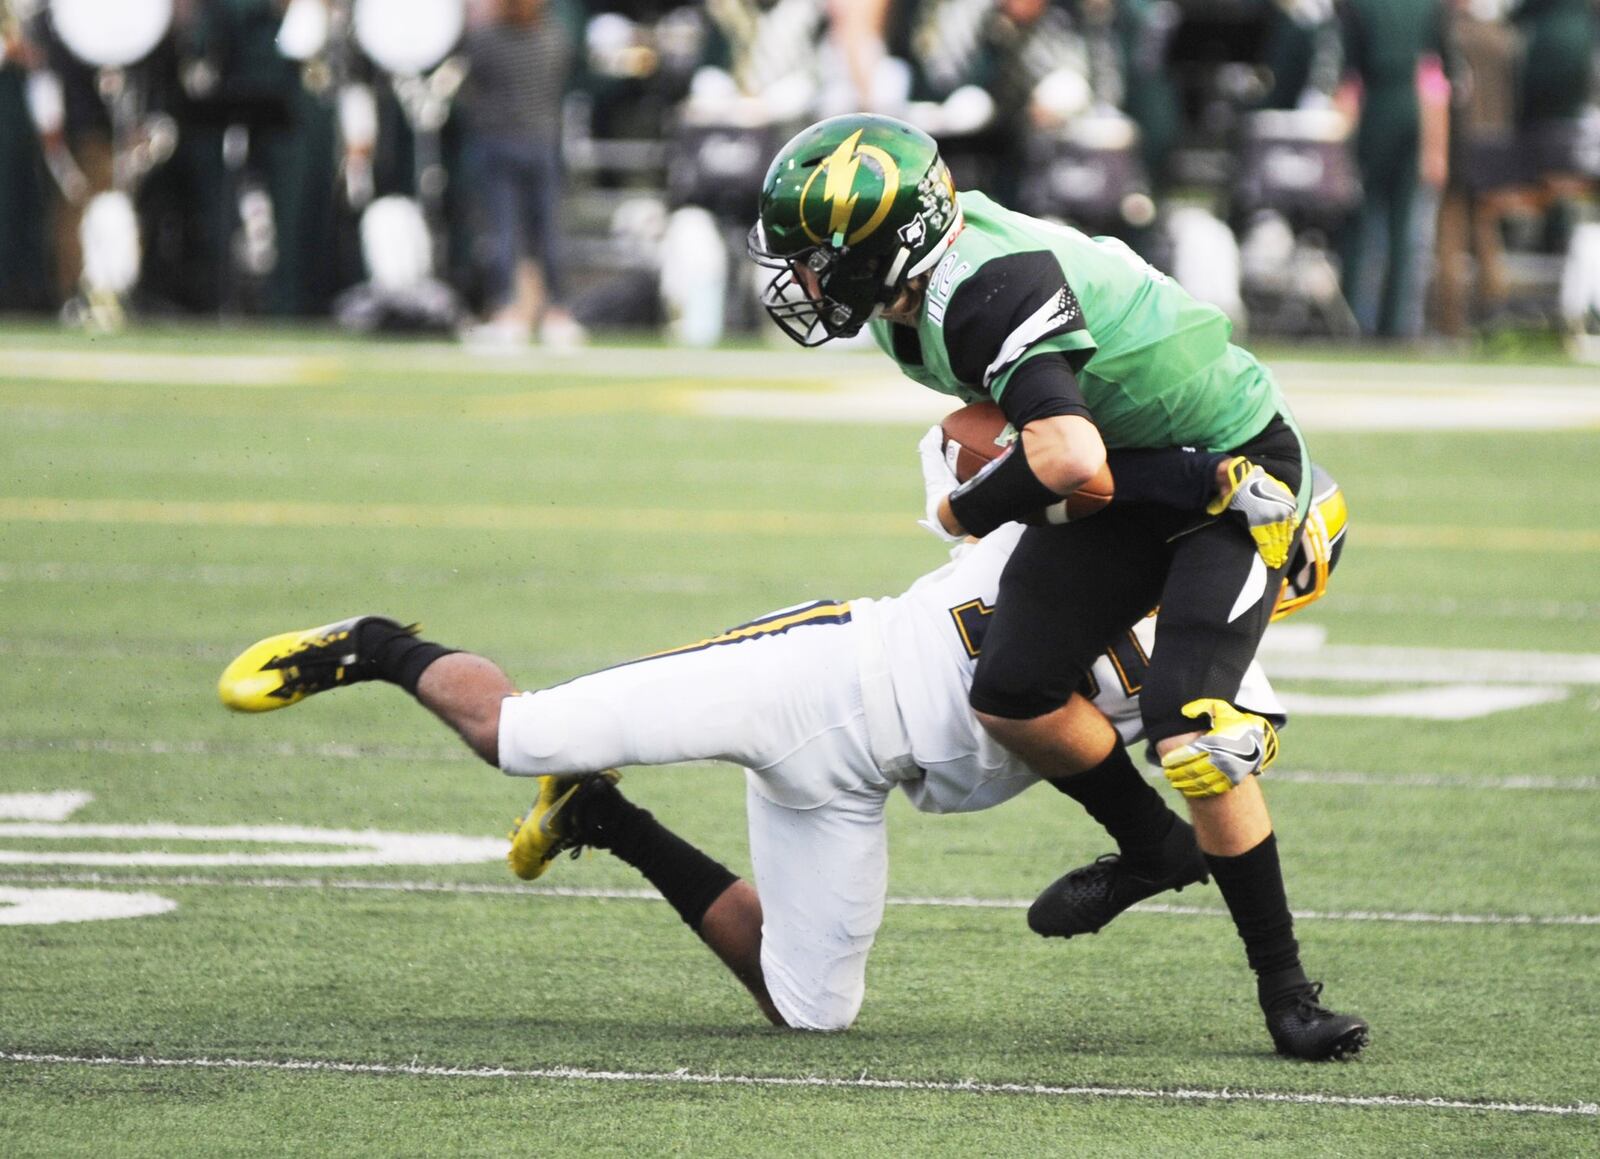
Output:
top-left (1094, 0), bottom-right (1183, 188)
top-left (1434, 0), bottom-right (1598, 335)
top-left (1336, 0), bottom-right (1452, 338)
top-left (460, 0), bottom-right (582, 347)
top-left (1511, 0), bottom-right (1596, 256)
top-left (823, 0), bottom-right (898, 113)
top-left (0, 2), bottom-right (114, 311)
top-left (575, 2), bottom-right (705, 171)
top-left (0, 9), bottom-right (53, 311)
top-left (907, 0), bottom-right (1091, 197)
top-left (1513, 0), bottom-right (1593, 124)
top-left (698, 0), bottom-right (826, 117)
top-left (1432, 0), bottom-right (1519, 334)
top-left (1260, 0), bottom-right (1341, 110)
top-left (143, 0), bottom-right (340, 317)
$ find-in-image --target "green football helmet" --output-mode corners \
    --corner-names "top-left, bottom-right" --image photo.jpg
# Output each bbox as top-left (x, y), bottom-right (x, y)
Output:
top-left (748, 114), bottom-right (963, 346)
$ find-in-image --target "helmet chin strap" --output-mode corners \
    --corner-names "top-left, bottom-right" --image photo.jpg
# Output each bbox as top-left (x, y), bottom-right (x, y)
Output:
top-left (881, 246), bottom-right (912, 292)
top-left (873, 206), bottom-right (963, 321)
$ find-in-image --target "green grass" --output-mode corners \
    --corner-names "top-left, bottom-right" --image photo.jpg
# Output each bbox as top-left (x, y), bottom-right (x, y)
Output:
top-left (1, 329), bottom-right (1597, 1155)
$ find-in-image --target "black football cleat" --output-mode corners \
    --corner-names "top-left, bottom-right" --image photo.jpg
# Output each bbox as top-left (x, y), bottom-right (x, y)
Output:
top-left (218, 615), bottom-right (415, 712)
top-left (1028, 818), bottom-right (1210, 938)
top-left (1264, 982), bottom-right (1369, 1061)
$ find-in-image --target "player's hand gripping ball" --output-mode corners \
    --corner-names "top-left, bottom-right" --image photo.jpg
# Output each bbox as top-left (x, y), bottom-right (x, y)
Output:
top-left (940, 401), bottom-right (1114, 522)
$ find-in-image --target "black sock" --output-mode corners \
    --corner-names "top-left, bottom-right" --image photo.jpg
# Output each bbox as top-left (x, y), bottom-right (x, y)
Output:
top-left (1047, 743), bottom-right (1179, 861)
top-left (576, 782), bottom-right (738, 931)
top-left (1204, 832), bottom-right (1307, 1006)
top-left (354, 619), bottom-right (457, 696)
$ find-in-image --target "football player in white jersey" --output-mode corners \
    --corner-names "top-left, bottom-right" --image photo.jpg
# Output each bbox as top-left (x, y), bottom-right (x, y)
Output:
top-left (217, 472), bottom-right (1345, 1037)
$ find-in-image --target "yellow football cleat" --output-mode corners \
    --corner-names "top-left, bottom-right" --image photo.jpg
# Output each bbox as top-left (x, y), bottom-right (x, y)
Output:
top-left (1161, 698), bottom-right (1280, 799)
top-left (1207, 457), bottom-right (1299, 569)
top-left (507, 770), bottom-right (622, 881)
top-left (218, 615), bottom-right (414, 713)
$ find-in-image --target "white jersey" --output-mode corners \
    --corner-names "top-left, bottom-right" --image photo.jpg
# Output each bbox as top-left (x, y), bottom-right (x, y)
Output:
top-left (865, 525), bottom-right (1284, 814)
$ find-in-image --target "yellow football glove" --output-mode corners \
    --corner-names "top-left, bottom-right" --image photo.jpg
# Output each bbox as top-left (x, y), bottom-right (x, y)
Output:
top-left (1207, 457), bottom-right (1298, 569)
top-left (1161, 698), bottom-right (1280, 799)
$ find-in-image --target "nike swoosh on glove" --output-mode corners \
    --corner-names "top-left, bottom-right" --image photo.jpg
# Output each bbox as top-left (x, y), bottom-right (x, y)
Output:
top-left (1206, 457), bottom-right (1298, 569)
top-left (1161, 698), bottom-right (1280, 799)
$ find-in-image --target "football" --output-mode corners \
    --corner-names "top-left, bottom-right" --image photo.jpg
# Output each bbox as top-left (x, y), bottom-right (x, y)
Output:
top-left (939, 401), bottom-right (1115, 522)
top-left (940, 401), bottom-right (1016, 483)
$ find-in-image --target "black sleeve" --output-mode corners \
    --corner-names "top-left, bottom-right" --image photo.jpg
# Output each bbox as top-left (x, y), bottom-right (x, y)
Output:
top-left (941, 250), bottom-right (1093, 393)
top-left (998, 352), bottom-right (1093, 429)
top-left (1104, 447), bottom-right (1228, 510)
top-left (948, 441), bottom-right (1065, 539)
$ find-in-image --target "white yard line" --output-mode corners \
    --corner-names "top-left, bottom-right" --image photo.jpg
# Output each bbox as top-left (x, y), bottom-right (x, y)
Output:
top-left (1254, 644), bottom-right (1600, 685)
top-left (0, 872), bottom-right (1594, 927)
top-left (689, 374), bottom-right (1600, 432)
top-left (0, 349), bottom-right (334, 386)
top-left (0, 1051), bottom-right (1592, 1116)
top-left (7, 342), bottom-right (1599, 429)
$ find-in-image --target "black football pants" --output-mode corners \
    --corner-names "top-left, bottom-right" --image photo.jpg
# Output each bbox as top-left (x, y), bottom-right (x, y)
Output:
top-left (969, 415), bottom-right (1304, 743)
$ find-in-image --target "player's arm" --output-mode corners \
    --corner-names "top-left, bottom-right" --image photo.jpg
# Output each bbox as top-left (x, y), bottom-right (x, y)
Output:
top-left (1103, 446), bottom-right (1230, 509)
top-left (935, 253), bottom-right (1104, 538)
top-left (936, 413), bottom-right (1103, 539)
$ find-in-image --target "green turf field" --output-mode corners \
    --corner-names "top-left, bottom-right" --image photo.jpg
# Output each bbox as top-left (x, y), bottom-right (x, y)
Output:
top-left (1, 328), bottom-right (1597, 1156)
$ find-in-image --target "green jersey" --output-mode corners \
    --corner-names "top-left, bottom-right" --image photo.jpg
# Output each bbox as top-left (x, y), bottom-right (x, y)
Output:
top-left (868, 191), bottom-right (1290, 455)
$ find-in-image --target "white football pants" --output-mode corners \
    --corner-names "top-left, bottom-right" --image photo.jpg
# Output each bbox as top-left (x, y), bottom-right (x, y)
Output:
top-left (496, 600), bottom-right (897, 1030)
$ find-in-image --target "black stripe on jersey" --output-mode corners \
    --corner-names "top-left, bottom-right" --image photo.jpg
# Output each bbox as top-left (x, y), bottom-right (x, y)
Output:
top-left (941, 250), bottom-right (1091, 394)
top-left (890, 322), bottom-right (925, 367)
top-left (585, 600), bottom-right (853, 677)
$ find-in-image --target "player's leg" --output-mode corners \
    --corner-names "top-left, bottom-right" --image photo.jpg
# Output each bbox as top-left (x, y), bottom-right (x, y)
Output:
top-left (218, 615), bottom-right (524, 759)
top-left (1021, 691), bottom-right (1211, 938)
top-left (495, 600), bottom-right (862, 786)
top-left (969, 511), bottom-right (1165, 777)
top-left (532, 773), bottom-right (784, 1024)
top-left (1142, 459), bottom-right (1367, 1061)
top-left (505, 633), bottom-right (891, 1029)
top-left (414, 653), bottom-right (515, 764)
top-left (970, 514), bottom-right (1206, 934)
top-left (220, 603), bottom-right (859, 779)
top-left (531, 776), bottom-right (894, 1031)
top-left (744, 779), bottom-right (890, 1032)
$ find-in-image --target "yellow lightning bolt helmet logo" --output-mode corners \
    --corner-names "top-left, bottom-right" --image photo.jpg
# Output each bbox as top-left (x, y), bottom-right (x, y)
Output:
top-left (799, 130), bottom-right (901, 246)
top-left (822, 131), bottom-right (865, 240)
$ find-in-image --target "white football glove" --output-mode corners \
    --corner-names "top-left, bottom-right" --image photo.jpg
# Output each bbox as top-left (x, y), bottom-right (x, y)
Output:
top-left (917, 424), bottom-right (963, 542)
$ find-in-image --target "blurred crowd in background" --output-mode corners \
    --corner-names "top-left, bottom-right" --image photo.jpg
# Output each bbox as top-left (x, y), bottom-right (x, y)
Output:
top-left (1, 0), bottom-right (1597, 351)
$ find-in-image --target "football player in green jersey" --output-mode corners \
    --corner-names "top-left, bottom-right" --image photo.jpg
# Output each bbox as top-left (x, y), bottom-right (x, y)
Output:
top-left (750, 114), bottom-right (1366, 1061)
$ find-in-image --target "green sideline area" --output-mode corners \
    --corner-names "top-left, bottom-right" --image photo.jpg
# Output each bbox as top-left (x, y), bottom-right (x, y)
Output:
top-left (1, 328), bottom-right (1596, 1155)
